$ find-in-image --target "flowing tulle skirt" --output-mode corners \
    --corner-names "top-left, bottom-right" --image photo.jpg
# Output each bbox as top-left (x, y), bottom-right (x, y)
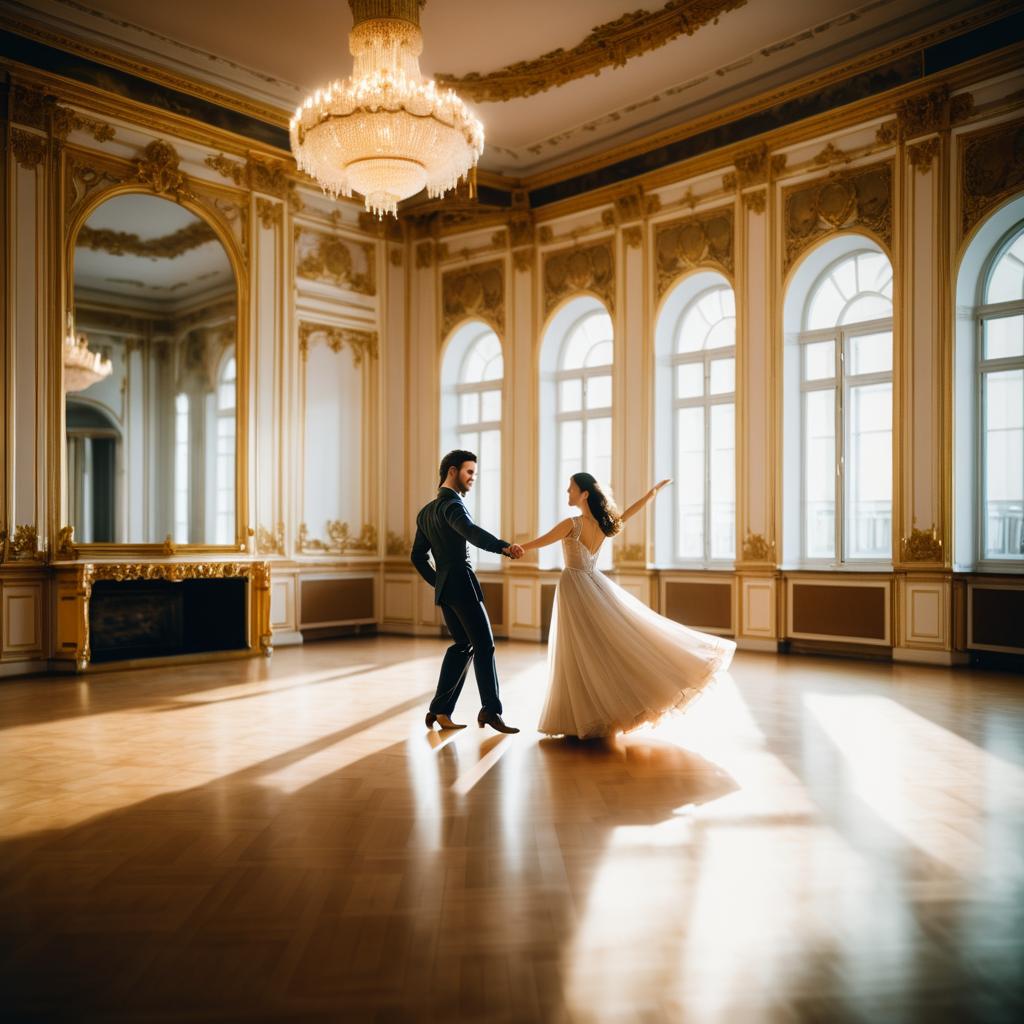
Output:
top-left (538, 567), bottom-right (735, 738)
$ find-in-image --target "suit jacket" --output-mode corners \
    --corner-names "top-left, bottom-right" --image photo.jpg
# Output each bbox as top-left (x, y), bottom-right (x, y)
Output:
top-left (411, 487), bottom-right (510, 606)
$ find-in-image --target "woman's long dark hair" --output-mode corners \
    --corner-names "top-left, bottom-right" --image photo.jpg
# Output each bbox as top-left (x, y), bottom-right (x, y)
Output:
top-left (572, 472), bottom-right (623, 537)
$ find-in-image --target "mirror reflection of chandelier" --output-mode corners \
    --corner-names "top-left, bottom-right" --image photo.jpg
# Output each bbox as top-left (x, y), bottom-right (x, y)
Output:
top-left (290, 0), bottom-right (484, 218)
top-left (63, 315), bottom-right (112, 393)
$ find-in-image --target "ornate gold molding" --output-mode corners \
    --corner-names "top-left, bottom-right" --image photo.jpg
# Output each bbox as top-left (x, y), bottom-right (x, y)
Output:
top-left (723, 143), bottom-right (786, 190)
top-left (908, 138), bottom-right (940, 174)
top-left (386, 531), bottom-right (412, 556)
top-left (741, 532), bottom-right (776, 562)
top-left (896, 84), bottom-right (973, 140)
top-left (51, 104), bottom-right (114, 144)
top-left (296, 229), bottom-right (376, 293)
top-left (247, 155), bottom-right (303, 211)
top-left (205, 152), bottom-right (246, 186)
top-left (10, 128), bottom-right (47, 169)
top-left (875, 121), bottom-right (899, 145)
top-left (9, 525), bottom-right (40, 561)
top-left (415, 240), bottom-right (435, 268)
top-left (256, 522), bottom-right (285, 556)
top-left (133, 140), bottom-right (194, 201)
top-left (742, 189), bottom-right (766, 213)
top-left (615, 543), bottom-right (645, 565)
top-left (256, 197), bottom-right (283, 229)
top-left (436, 0), bottom-right (747, 102)
top-left (389, 246), bottom-right (403, 267)
top-left (442, 260), bottom-right (505, 337)
top-left (543, 239), bottom-right (615, 314)
top-left (76, 220), bottom-right (216, 258)
top-left (82, 561), bottom-right (268, 583)
top-left (960, 116), bottom-right (1024, 240)
top-left (298, 322), bottom-right (378, 365)
top-left (512, 247), bottom-right (536, 272)
top-left (11, 84), bottom-right (113, 143)
top-left (901, 522), bottom-right (943, 562)
top-left (654, 206), bottom-right (734, 295)
top-left (783, 161), bottom-right (893, 272)
top-left (623, 225), bottom-right (643, 249)
top-left (298, 522), bottom-right (377, 555)
top-left (55, 525), bottom-right (78, 560)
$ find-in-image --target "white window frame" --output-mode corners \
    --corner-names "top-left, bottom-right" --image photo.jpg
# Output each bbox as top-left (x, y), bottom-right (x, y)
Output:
top-left (214, 354), bottom-right (236, 546)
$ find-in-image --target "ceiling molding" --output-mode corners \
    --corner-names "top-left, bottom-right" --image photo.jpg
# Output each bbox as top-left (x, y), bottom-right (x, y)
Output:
top-left (435, 0), bottom-right (747, 103)
top-left (76, 220), bottom-right (217, 258)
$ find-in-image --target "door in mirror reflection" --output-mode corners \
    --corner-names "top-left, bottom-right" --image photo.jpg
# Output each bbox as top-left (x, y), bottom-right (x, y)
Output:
top-left (68, 193), bottom-right (237, 545)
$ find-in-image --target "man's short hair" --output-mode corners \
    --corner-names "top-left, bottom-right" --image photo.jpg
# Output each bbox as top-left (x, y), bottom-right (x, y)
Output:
top-left (439, 449), bottom-right (477, 485)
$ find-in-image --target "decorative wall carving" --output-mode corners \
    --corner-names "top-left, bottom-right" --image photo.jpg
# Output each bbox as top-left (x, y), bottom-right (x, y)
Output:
top-left (623, 225), bottom-right (643, 248)
top-left (742, 190), bottom-right (767, 213)
top-left (389, 246), bottom-right (403, 267)
top-left (298, 522), bottom-right (377, 555)
top-left (901, 523), bottom-right (943, 562)
top-left (298, 322), bottom-right (378, 365)
top-left (55, 526), bottom-right (78, 560)
top-left (256, 522), bottom-right (285, 556)
top-left (295, 229), bottom-right (375, 293)
top-left (783, 161), bottom-right (892, 271)
top-left (896, 85), bottom-right (973, 139)
top-left (81, 561), bottom-right (266, 583)
top-left (436, 0), bottom-right (747, 101)
top-left (76, 220), bottom-right (216, 258)
top-left (723, 143), bottom-right (786, 190)
top-left (654, 206), bottom-right (734, 295)
top-left (256, 198), bottom-right (282, 229)
top-left (247, 155), bottom-right (303, 211)
top-left (133, 140), bottom-right (194, 201)
top-left (960, 117), bottom-right (1024, 239)
top-left (205, 152), bottom-right (246, 185)
top-left (908, 138), bottom-right (940, 174)
top-left (875, 121), bottom-right (898, 145)
top-left (512, 247), bottom-right (536, 272)
top-left (415, 241), bottom-right (435, 268)
top-left (742, 532), bottom-right (776, 562)
top-left (11, 84), bottom-right (50, 129)
top-left (386, 531), bottom-right (412, 556)
top-left (615, 543), bottom-right (645, 565)
top-left (10, 129), bottom-right (47, 169)
top-left (50, 104), bottom-right (115, 143)
top-left (543, 239), bottom-right (615, 314)
top-left (10, 525), bottom-right (40, 560)
top-left (442, 261), bottom-right (505, 336)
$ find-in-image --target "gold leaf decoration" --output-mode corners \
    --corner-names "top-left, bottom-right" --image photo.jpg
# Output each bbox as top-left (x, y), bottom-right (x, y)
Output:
top-left (512, 247), bottom-right (535, 272)
top-left (298, 522), bottom-right (377, 555)
top-left (436, 0), bottom-right (747, 102)
top-left (10, 525), bottom-right (40, 560)
top-left (83, 561), bottom-right (267, 583)
top-left (543, 239), bottom-right (615, 314)
top-left (902, 523), bottom-right (943, 562)
top-left (256, 197), bottom-right (283, 229)
top-left (741, 532), bottom-right (775, 562)
top-left (256, 522), bottom-right (285, 556)
top-left (654, 206), bottom-right (734, 295)
top-left (10, 129), bottom-right (47, 169)
top-left (415, 241), bottom-right (435, 268)
top-left (908, 138), bottom-right (940, 174)
top-left (76, 220), bottom-right (216, 258)
top-left (296, 230), bottom-right (376, 294)
top-left (133, 140), bottom-right (194, 201)
top-left (960, 117), bottom-right (1024, 240)
top-left (51, 105), bottom-right (114, 143)
top-left (386, 531), bottom-right (412, 556)
top-left (742, 190), bottom-right (767, 213)
top-left (623, 225), bottom-right (643, 249)
top-left (783, 161), bottom-right (892, 271)
top-left (897, 85), bottom-right (973, 140)
top-left (205, 152), bottom-right (246, 185)
top-left (615, 543), bottom-right (645, 565)
top-left (298, 322), bottom-right (378, 365)
top-left (442, 260), bottom-right (505, 337)
top-left (55, 525), bottom-right (78, 560)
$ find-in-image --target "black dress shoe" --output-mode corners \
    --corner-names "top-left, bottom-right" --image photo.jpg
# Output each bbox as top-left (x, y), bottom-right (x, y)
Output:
top-left (477, 709), bottom-right (520, 734)
top-left (426, 712), bottom-right (466, 730)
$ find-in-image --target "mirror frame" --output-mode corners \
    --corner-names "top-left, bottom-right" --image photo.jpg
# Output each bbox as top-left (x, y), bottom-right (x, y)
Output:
top-left (56, 164), bottom-right (249, 558)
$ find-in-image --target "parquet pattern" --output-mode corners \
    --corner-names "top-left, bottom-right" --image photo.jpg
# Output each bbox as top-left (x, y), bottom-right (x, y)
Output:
top-left (1, 638), bottom-right (1021, 1022)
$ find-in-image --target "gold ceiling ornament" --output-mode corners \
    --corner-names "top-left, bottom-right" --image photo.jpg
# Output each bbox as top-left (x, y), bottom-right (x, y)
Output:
top-left (442, 260), bottom-right (505, 337)
top-left (133, 140), bottom-right (194, 201)
top-left (901, 522), bottom-right (943, 563)
top-left (10, 128), bottom-right (47, 169)
top-left (298, 521), bottom-right (377, 555)
top-left (908, 138), bottom-right (940, 174)
top-left (543, 239), bottom-right (615, 314)
top-left (51, 104), bottom-right (115, 144)
top-left (63, 315), bottom-right (113, 393)
top-left (290, 0), bottom-right (484, 218)
top-left (296, 229), bottom-right (376, 294)
top-left (783, 161), bottom-right (892, 272)
top-left (960, 117), bottom-right (1024, 240)
top-left (436, 0), bottom-right (747, 102)
top-left (741, 532), bottom-right (775, 562)
top-left (654, 206), bottom-right (734, 296)
top-left (76, 220), bottom-right (217, 259)
top-left (298, 321), bottom-right (378, 365)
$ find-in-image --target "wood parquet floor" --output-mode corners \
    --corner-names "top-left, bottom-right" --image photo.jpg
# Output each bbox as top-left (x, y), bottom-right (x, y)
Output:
top-left (1, 637), bottom-right (1022, 1023)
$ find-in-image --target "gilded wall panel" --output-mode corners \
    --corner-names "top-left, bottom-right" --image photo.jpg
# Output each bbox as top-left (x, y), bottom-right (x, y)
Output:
top-left (960, 117), bottom-right (1024, 240)
top-left (295, 228), bottom-right (376, 295)
top-left (543, 240), bottom-right (615, 314)
top-left (654, 206), bottom-right (734, 296)
top-left (441, 260), bottom-right (505, 337)
top-left (783, 161), bottom-right (893, 271)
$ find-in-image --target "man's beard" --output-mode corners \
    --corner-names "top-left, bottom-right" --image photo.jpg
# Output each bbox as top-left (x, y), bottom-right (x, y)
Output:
top-left (457, 480), bottom-right (471, 496)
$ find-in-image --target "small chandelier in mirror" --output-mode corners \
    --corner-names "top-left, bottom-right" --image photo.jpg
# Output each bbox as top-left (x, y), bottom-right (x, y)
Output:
top-left (63, 314), bottom-right (112, 393)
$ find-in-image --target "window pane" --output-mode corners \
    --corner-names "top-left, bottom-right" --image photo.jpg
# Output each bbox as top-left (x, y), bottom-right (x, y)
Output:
top-left (848, 331), bottom-right (892, 375)
top-left (709, 357), bottom-right (735, 395)
top-left (585, 340), bottom-right (613, 368)
top-left (459, 391), bottom-right (479, 424)
top-left (678, 305), bottom-right (708, 353)
top-left (481, 352), bottom-right (504, 381)
top-left (706, 317), bottom-right (735, 350)
top-left (984, 315), bottom-right (1024, 361)
top-left (559, 378), bottom-right (582, 412)
top-left (480, 389), bottom-right (501, 422)
top-left (840, 294), bottom-right (892, 325)
top-left (559, 420), bottom-right (582, 483)
top-left (461, 348), bottom-right (485, 383)
top-left (846, 381), bottom-right (892, 559)
top-left (676, 362), bottom-right (703, 398)
top-left (807, 277), bottom-right (845, 331)
top-left (804, 389), bottom-right (835, 559)
top-left (983, 368), bottom-right (1024, 559)
top-left (586, 374), bottom-right (612, 409)
top-left (586, 417), bottom-right (612, 488)
top-left (710, 403), bottom-right (735, 560)
top-left (986, 233), bottom-right (1024, 304)
top-left (804, 340), bottom-right (835, 381)
top-left (676, 406), bottom-right (704, 560)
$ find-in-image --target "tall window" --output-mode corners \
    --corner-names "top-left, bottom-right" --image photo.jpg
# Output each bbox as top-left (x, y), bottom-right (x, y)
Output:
top-left (977, 227), bottom-right (1024, 561)
top-left (174, 392), bottom-right (189, 542)
top-left (215, 355), bottom-right (236, 545)
top-left (673, 286), bottom-right (735, 563)
top-left (441, 323), bottom-right (503, 567)
top-left (796, 248), bottom-right (893, 563)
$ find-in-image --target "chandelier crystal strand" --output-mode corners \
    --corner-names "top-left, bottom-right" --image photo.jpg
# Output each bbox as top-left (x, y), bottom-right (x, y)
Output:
top-left (290, 0), bottom-right (484, 218)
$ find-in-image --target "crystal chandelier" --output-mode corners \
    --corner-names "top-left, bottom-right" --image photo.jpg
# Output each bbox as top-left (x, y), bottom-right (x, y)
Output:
top-left (290, 0), bottom-right (484, 218)
top-left (63, 315), bottom-right (112, 393)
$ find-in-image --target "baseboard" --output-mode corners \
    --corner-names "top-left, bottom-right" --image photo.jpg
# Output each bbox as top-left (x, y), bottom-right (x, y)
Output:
top-left (736, 637), bottom-right (779, 652)
top-left (0, 659), bottom-right (48, 679)
top-left (893, 646), bottom-right (969, 666)
top-left (271, 629), bottom-right (304, 647)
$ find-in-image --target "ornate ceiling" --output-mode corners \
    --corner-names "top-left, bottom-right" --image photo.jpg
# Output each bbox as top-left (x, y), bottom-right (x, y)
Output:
top-left (8, 0), bottom-right (987, 177)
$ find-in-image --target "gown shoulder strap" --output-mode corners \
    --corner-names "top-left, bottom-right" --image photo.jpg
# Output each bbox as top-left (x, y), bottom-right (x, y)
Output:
top-left (570, 517), bottom-right (583, 541)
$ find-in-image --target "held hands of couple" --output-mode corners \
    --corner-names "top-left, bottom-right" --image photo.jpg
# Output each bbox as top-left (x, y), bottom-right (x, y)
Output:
top-left (502, 543), bottom-right (525, 560)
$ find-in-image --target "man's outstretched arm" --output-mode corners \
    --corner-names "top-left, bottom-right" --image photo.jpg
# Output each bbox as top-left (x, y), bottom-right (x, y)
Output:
top-left (441, 498), bottom-right (510, 555)
top-left (410, 526), bottom-right (436, 586)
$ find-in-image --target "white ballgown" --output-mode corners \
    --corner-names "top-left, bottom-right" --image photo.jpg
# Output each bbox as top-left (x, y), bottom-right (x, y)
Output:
top-left (538, 517), bottom-right (736, 738)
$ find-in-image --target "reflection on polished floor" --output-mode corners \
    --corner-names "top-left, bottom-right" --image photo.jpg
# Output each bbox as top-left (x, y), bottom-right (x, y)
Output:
top-left (1, 637), bottom-right (1021, 1022)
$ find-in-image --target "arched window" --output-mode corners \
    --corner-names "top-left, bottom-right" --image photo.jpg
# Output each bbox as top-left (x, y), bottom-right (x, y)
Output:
top-left (783, 241), bottom-right (893, 565)
top-left (441, 323), bottom-right (503, 567)
top-left (976, 226), bottom-right (1024, 562)
top-left (655, 277), bottom-right (735, 564)
top-left (539, 298), bottom-right (613, 569)
top-left (215, 355), bottom-right (236, 545)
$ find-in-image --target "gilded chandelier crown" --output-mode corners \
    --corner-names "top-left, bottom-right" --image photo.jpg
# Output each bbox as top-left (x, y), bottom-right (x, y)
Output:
top-left (290, 0), bottom-right (484, 218)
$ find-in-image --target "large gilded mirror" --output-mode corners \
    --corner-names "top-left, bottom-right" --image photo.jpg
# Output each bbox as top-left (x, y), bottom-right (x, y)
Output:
top-left (66, 193), bottom-right (239, 547)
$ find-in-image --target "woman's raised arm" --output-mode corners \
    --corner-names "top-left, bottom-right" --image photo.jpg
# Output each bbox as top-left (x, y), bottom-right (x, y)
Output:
top-left (621, 479), bottom-right (671, 523)
top-left (521, 517), bottom-right (574, 552)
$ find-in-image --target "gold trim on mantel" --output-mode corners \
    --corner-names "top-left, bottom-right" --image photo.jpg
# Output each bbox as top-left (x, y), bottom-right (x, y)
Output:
top-left (436, 0), bottom-right (747, 102)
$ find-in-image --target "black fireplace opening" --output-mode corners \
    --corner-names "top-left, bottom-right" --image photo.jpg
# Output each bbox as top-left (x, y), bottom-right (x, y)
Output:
top-left (89, 578), bottom-right (248, 663)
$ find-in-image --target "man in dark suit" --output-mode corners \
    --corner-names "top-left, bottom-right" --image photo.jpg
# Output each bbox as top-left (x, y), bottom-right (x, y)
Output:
top-left (411, 449), bottom-right (523, 733)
